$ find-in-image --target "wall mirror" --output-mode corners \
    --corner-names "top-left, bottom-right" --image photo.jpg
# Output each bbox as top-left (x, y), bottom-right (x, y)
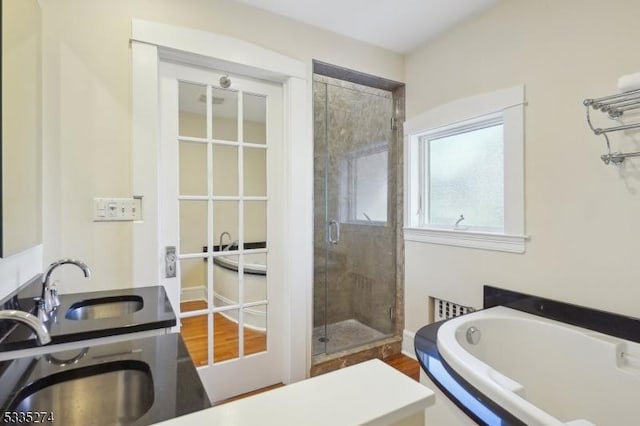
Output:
top-left (1, 0), bottom-right (42, 257)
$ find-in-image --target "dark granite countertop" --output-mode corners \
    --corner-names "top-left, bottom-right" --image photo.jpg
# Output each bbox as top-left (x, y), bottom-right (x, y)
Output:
top-left (0, 275), bottom-right (176, 352)
top-left (0, 333), bottom-right (210, 425)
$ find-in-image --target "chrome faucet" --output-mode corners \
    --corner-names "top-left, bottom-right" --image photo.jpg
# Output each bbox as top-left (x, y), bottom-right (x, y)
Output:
top-left (41, 259), bottom-right (91, 317)
top-left (219, 232), bottom-right (232, 251)
top-left (0, 310), bottom-right (51, 345)
top-left (224, 240), bottom-right (239, 251)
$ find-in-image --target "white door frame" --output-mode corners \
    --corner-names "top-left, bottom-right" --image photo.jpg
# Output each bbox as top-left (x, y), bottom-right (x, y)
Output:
top-left (130, 19), bottom-right (311, 384)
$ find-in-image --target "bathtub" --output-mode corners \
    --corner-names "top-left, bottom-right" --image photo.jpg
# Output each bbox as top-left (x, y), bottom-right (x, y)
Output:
top-left (434, 305), bottom-right (640, 426)
top-left (214, 252), bottom-right (266, 331)
top-left (214, 252), bottom-right (266, 276)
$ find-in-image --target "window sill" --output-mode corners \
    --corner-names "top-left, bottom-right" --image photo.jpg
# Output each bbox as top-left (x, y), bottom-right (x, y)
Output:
top-left (343, 220), bottom-right (387, 227)
top-left (403, 227), bottom-right (527, 253)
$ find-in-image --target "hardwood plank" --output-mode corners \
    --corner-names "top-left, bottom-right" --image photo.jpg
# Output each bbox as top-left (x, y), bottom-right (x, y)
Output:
top-left (180, 301), bottom-right (267, 367)
top-left (213, 383), bottom-right (285, 406)
top-left (383, 353), bottom-right (420, 382)
top-left (181, 300), bottom-right (208, 312)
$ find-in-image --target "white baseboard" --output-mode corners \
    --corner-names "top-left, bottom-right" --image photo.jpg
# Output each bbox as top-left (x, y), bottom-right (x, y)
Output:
top-left (402, 329), bottom-right (417, 360)
top-left (181, 286), bottom-right (207, 302)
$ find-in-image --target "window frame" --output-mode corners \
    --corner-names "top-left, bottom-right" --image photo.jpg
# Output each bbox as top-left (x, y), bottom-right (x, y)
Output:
top-left (404, 85), bottom-right (527, 253)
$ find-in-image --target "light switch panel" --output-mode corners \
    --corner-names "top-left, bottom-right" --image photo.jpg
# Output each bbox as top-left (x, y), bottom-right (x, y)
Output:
top-left (93, 197), bottom-right (143, 222)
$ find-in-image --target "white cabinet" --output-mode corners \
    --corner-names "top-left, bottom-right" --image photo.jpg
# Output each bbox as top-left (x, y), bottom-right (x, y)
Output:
top-left (156, 359), bottom-right (435, 426)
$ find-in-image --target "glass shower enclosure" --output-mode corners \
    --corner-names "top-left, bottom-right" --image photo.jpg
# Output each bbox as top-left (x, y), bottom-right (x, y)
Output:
top-left (313, 74), bottom-right (398, 356)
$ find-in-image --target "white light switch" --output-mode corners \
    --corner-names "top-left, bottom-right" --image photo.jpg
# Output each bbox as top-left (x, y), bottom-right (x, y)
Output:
top-left (93, 197), bottom-right (143, 222)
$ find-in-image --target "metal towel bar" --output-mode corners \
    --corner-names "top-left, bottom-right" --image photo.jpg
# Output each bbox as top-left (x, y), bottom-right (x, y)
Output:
top-left (584, 89), bottom-right (640, 165)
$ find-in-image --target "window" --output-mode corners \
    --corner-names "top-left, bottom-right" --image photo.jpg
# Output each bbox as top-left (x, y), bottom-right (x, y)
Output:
top-left (405, 86), bottom-right (526, 253)
top-left (340, 144), bottom-right (388, 224)
top-left (424, 120), bottom-right (504, 230)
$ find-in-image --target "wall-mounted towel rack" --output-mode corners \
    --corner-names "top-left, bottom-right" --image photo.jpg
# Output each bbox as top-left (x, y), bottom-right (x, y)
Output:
top-left (584, 88), bottom-right (640, 165)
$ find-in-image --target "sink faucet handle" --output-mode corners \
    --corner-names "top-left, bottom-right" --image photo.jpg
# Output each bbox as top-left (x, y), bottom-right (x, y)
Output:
top-left (50, 281), bottom-right (61, 309)
top-left (35, 298), bottom-right (49, 323)
top-left (43, 289), bottom-right (54, 314)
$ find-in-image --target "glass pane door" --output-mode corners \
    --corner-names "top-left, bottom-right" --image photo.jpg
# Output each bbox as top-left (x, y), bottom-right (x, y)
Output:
top-left (313, 76), bottom-right (397, 355)
top-left (176, 80), bottom-right (268, 366)
top-left (160, 61), bottom-right (283, 402)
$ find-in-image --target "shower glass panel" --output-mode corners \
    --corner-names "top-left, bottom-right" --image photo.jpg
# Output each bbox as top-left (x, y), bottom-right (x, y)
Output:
top-left (313, 75), bottom-right (396, 356)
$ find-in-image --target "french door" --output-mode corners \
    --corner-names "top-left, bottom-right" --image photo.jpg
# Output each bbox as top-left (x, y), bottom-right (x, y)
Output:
top-left (159, 61), bottom-right (284, 402)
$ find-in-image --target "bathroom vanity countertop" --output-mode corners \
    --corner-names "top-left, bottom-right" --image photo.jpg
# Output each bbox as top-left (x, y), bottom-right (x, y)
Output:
top-left (154, 359), bottom-right (435, 426)
top-left (0, 284), bottom-right (176, 352)
top-left (0, 333), bottom-right (210, 425)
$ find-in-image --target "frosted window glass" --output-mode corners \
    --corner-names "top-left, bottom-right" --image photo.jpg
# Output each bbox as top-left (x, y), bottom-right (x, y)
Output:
top-left (355, 149), bottom-right (387, 222)
top-left (428, 124), bottom-right (504, 228)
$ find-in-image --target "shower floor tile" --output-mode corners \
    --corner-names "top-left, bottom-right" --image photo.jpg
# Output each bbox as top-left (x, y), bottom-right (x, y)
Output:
top-left (313, 319), bottom-right (386, 355)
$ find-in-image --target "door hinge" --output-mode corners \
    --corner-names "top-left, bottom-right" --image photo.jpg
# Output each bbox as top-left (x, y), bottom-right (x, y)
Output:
top-left (391, 116), bottom-right (398, 131)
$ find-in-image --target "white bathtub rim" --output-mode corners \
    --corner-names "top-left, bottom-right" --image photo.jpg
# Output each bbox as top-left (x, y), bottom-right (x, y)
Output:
top-left (215, 253), bottom-right (266, 274)
top-left (436, 306), bottom-right (595, 426)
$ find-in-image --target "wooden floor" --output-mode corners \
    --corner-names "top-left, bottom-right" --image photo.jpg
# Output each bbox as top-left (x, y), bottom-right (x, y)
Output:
top-left (213, 383), bottom-right (285, 406)
top-left (180, 301), bottom-right (266, 366)
top-left (383, 352), bottom-right (420, 382)
top-left (180, 301), bottom-right (420, 402)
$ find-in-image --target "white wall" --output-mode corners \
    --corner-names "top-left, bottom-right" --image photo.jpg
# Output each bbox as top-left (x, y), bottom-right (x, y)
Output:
top-left (0, 0), bottom-right (43, 300)
top-left (0, 246), bottom-right (43, 300)
top-left (404, 0), bottom-right (640, 335)
top-left (40, 0), bottom-right (404, 293)
top-left (2, 0), bottom-right (42, 257)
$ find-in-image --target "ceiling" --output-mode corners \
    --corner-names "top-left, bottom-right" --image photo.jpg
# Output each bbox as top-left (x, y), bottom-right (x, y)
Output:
top-left (236, 0), bottom-right (498, 53)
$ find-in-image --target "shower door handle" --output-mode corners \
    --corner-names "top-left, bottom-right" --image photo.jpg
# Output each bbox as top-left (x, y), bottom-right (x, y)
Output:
top-left (328, 220), bottom-right (340, 245)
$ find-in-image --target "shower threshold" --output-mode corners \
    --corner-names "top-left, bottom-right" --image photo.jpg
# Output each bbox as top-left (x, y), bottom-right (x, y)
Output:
top-left (312, 319), bottom-right (388, 355)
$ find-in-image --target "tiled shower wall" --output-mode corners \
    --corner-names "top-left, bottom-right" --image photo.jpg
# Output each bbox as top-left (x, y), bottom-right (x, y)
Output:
top-left (313, 74), bottom-right (405, 347)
